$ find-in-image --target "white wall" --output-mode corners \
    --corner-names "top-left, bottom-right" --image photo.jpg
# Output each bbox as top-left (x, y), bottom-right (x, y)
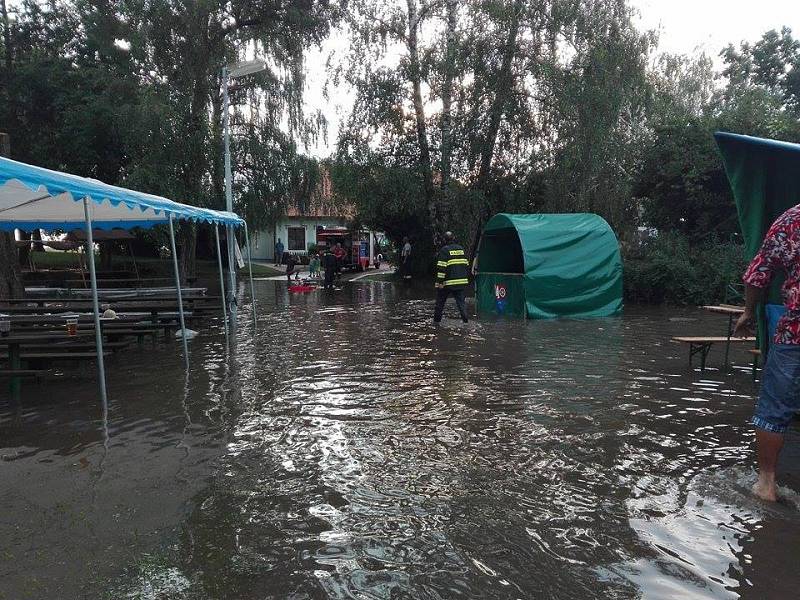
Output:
top-left (246, 228), bottom-right (275, 261)
top-left (246, 217), bottom-right (347, 261)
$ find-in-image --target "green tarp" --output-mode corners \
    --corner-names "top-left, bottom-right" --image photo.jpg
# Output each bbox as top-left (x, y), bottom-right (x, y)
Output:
top-left (715, 132), bottom-right (800, 350)
top-left (476, 213), bottom-right (623, 319)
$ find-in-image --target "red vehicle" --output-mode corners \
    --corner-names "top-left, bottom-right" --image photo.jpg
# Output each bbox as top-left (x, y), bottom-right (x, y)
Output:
top-left (315, 228), bottom-right (375, 271)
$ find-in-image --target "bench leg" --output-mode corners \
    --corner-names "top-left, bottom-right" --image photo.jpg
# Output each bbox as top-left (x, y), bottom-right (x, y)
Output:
top-left (724, 315), bottom-right (733, 370)
top-left (10, 350), bottom-right (21, 403)
top-left (689, 343), bottom-right (713, 372)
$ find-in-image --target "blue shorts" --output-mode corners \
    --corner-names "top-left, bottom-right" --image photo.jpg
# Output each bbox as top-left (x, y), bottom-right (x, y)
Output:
top-left (753, 344), bottom-right (800, 433)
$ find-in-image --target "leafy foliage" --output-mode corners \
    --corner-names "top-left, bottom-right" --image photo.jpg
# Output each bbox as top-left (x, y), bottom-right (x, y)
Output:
top-left (336, 0), bottom-right (653, 273)
top-left (0, 0), bottom-right (339, 277)
top-left (624, 233), bottom-right (746, 305)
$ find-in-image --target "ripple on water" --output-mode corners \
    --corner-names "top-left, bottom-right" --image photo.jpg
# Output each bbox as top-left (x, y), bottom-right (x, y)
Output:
top-left (7, 289), bottom-right (800, 599)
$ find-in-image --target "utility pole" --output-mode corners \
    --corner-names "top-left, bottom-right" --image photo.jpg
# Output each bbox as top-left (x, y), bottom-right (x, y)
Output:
top-left (221, 59), bottom-right (267, 332)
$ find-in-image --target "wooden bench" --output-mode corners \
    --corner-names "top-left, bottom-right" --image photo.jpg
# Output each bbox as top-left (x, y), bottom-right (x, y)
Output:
top-left (7, 325), bottom-right (160, 345)
top-left (15, 341), bottom-right (130, 353)
top-left (0, 369), bottom-right (50, 382)
top-left (0, 351), bottom-right (111, 360)
top-left (101, 328), bottom-right (160, 347)
top-left (672, 336), bottom-right (757, 371)
top-left (0, 351), bottom-right (112, 374)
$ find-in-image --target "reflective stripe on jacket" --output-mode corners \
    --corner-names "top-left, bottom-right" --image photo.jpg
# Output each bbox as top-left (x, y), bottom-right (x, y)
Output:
top-left (436, 243), bottom-right (470, 289)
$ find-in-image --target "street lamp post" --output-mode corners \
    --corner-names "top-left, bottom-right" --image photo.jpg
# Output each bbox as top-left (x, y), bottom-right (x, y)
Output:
top-left (222, 59), bottom-right (267, 331)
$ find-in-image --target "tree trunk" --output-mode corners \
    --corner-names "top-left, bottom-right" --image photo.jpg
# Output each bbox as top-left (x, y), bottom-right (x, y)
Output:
top-left (475, 3), bottom-right (522, 192)
top-left (1, 0), bottom-right (12, 73)
top-left (31, 228), bottom-right (43, 251)
top-left (406, 0), bottom-right (438, 240)
top-left (17, 230), bottom-right (30, 266)
top-left (440, 0), bottom-right (457, 195)
top-left (178, 222), bottom-right (197, 284)
top-left (177, 7), bottom-right (215, 282)
top-left (0, 131), bottom-right (23, 299)
top-left (100, 241), bottom-right (113, 271)
top-left (469, 1), bottom-right (523, 260)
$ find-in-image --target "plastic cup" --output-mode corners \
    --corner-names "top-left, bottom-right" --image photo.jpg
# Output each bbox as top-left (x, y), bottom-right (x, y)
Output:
top-left (66, 318), bottom-right (78, 336)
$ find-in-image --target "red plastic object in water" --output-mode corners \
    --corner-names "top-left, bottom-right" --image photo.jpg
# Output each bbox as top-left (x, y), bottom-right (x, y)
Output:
top-left (289, 285), bottom-right (316, 293)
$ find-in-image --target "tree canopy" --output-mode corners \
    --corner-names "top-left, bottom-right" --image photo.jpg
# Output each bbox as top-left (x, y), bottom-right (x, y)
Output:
top-left (2, 0), bottom-right (799, 285)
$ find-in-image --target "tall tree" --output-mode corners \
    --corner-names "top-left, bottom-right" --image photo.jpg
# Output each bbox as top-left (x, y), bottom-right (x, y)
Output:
top-left (337, 0), bottom-right (652, 269)
top-left (405, 0), bottom-right (437, 233)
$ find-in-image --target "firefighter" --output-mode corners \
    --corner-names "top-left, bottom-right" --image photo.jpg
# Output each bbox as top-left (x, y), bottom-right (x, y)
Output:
top-left (433, 231), bottom-right (470, 323)
top-left (321, 247), bottom-right (337, 290)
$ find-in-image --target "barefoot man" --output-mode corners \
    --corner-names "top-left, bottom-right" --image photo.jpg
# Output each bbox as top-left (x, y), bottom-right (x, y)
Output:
top-left (734, 204), bottom-right (800, 501)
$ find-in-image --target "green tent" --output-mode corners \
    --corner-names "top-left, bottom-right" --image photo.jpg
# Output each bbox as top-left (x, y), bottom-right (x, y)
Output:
top-left (475, 213), bottom-right (623, 319)
top-left (715, 131), bottom-right (800, 350)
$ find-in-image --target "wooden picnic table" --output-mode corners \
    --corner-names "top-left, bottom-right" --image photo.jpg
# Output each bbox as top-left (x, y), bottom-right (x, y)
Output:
top-left (672, 336), bottom-right (756, 371)
top-left (6, 322), bottom-right (163, 347)
top-left (701, 305), bottom-right (747, 368)
top-left (3, 313), bottom-right (187, 325)
top-left (0, 295), bottom-right (220, 306)
top-left (0, 332), bottom-right (94, 401)
top-left (702, 304), bottom-right (745, 316)
top-left (2, 313), bottom-right (195, 339)
top-left (0, 302), bottom-right (215, 315)
top-left (24, 286), bottom-right (209, 298)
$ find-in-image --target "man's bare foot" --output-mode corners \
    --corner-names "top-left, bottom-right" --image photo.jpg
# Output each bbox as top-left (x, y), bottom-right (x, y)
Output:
top-left (752, 480), bottom-right (778, 502)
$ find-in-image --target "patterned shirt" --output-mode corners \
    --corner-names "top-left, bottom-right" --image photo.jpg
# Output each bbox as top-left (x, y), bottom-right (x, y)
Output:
top-left (743, 204), bottom-right (800, 344)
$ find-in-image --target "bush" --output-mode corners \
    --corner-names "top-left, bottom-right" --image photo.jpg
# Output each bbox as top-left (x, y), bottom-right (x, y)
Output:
top-left (623, 233), bottom-right (746, 305)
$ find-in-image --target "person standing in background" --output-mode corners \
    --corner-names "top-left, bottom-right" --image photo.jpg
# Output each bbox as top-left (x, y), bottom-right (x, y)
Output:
top-left (275, 238), bottom-right (284, 266)
top-left (322, 247), bottom-right (337, 290)
top-left (285, 252), bottom-right (298, 282)
top-left (309, 253), bottom-right (321, 278)
top-left (401, 237), bottom-right (412, 279)
top-left (333, 243), bottom-right (346, 278)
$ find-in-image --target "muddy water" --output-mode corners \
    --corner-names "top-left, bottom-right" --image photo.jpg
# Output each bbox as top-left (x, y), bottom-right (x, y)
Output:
top-left (2, 280), bottom-right (800, 599)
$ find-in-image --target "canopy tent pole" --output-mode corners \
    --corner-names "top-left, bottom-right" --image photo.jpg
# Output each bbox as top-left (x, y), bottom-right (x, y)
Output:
top-left (168, 214), bottom-right (190, 368)
top-left (214, 224), bottom-right (229, 339)
top-left (222, 68), bottom-right (238, 333)
top-left (82, 199), bottom-right (108, 410)
top-left (243, 222), bottom-right (257, 333)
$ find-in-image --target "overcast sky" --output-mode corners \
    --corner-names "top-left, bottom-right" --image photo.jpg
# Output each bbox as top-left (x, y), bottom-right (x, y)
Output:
top-left (304, 0), bottom-right (800, 157)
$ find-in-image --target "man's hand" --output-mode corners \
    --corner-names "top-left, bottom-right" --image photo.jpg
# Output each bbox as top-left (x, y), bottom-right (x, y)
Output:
top-left (435, 283), bottom-right (443, 289)
top-left (733, 311), bottom-right (756, 338)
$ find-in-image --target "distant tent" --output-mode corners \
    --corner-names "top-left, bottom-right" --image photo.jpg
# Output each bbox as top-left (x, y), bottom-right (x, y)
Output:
top-left (475, 213), bottom-right (623, 319)
top-left (715, 131), bottom-right (800, 350)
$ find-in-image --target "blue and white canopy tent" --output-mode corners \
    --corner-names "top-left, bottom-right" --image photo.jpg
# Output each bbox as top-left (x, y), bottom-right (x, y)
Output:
top-left (0, 155), bottom-right (258, 406)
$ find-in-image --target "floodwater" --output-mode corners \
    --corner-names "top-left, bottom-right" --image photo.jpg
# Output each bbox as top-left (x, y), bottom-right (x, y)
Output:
top-left (2, 280), bottom-right (800, 600)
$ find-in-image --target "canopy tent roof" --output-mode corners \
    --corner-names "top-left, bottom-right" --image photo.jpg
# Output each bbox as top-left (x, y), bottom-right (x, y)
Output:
top-left (714, 132), bottom-right (800, 262)
top-left (0, 156), bottom-right (244, 232)
top-left (715, 131), bottom-right (800, 350)
top-left (476, 213), bottom-right (623, 319)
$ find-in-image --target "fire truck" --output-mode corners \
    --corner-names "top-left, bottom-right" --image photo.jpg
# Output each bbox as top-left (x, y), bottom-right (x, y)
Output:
top-left (315, 227), bottom-right (378, 271)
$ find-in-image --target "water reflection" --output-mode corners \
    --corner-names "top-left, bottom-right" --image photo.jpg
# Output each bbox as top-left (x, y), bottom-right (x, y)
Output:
top-left (2, 283), bottom-right (799, 599)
